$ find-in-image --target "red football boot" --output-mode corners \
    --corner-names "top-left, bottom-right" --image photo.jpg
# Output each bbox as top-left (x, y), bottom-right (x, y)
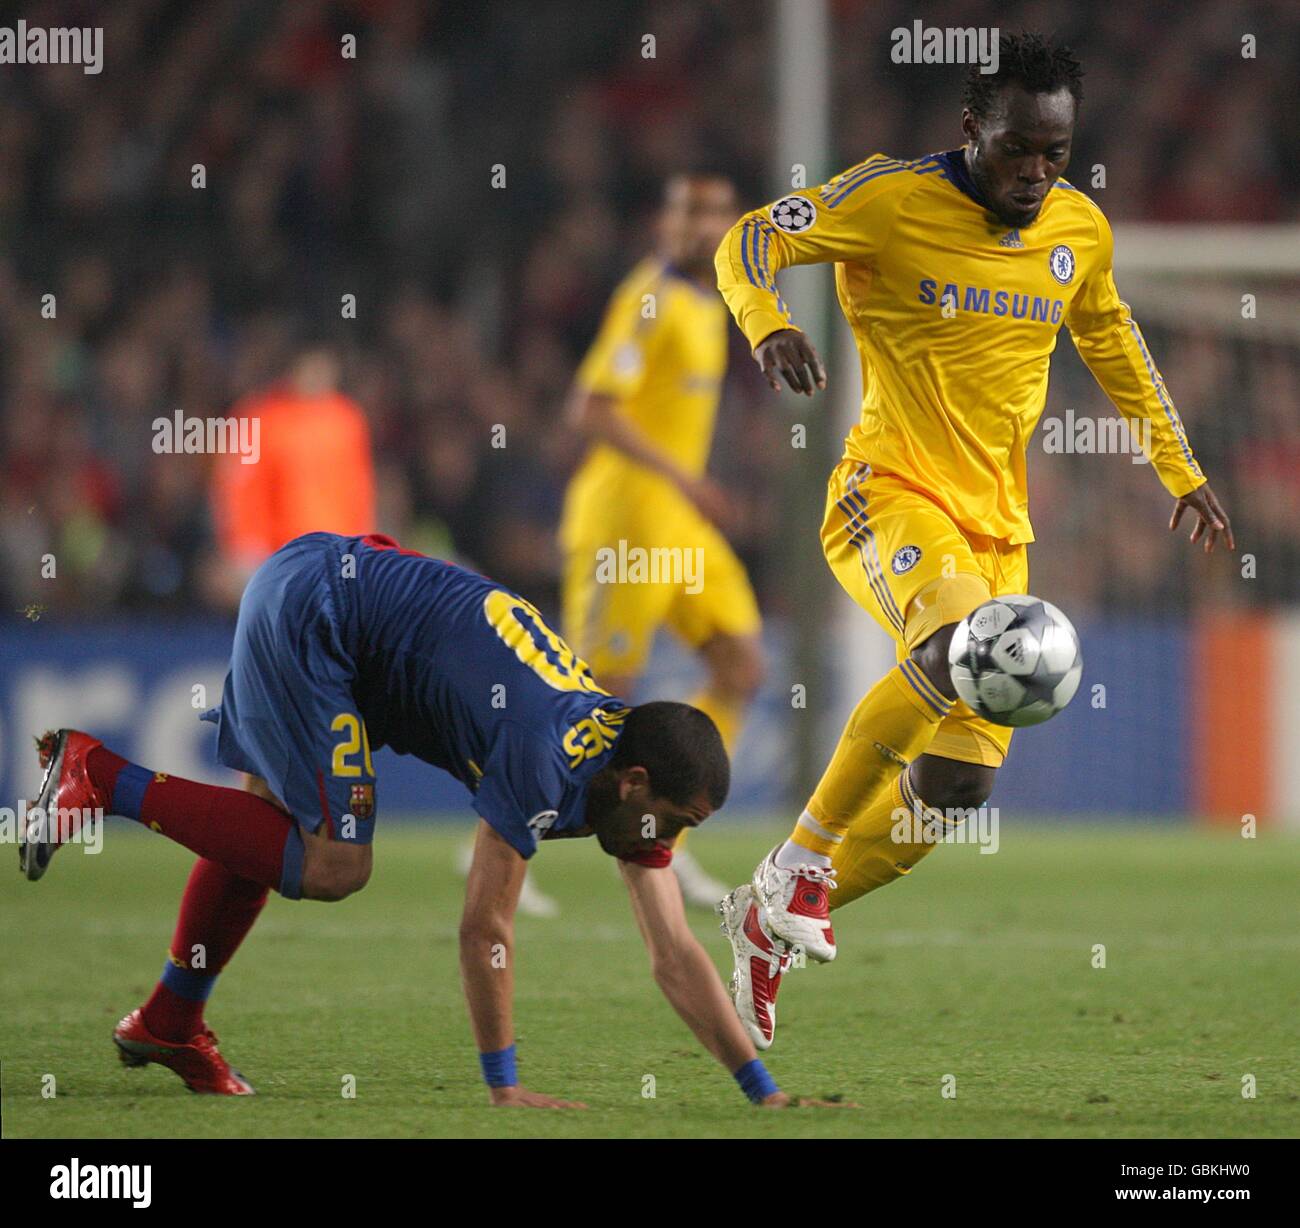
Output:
top-left (20, 729), bottom-right (111, 881)
top-left (751, 845), bottom-right (837, 962)
top-left (717, 884), bottom-right (795, 1050)
top-left (113, 1009), bottom-right (255, 1095)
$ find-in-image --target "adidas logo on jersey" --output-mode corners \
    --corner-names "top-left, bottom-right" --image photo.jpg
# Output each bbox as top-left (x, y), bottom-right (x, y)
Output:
top-left (998, 229), bottom-right (1024, 248)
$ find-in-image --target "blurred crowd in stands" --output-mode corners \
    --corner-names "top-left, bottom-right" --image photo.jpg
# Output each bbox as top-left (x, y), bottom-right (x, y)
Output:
top-left (1, 0), bottom-right (1296, 626)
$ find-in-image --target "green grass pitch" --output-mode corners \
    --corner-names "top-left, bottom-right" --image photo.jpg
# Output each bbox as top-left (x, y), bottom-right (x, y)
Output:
top-left (3, 820), bottom-right (1297, 1139)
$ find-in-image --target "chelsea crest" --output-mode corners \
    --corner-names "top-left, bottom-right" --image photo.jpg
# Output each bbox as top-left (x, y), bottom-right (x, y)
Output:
top-left (1048, 244), bottom-right (1075, 285)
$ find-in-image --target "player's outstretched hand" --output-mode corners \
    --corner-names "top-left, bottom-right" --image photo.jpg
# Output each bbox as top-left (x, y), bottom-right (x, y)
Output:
top-left (1169, 483), bottom-right (1235, 554)
top-left (753, 328), bottom-right (827, 397)
top-left (760, 1091), bottom-right (859, 1109)
top-left (490, 1085), bottom-right (588, 1109)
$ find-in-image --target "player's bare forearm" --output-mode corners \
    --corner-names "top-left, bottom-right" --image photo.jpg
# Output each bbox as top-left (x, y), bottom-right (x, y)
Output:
top-left (457, 822), bottom-right (586, 1108)
top-left (458, 914), bottom-right (514, 1052)
top-left (619, 861), bottom-right (754, 1073)
top-left (651, 935), bottom-right (756, 1072)
top-left (458, 821), bottom-right (526, 1053)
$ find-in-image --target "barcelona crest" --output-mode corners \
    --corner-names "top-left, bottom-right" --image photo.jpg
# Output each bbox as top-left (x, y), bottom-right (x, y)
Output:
top-left (349, 783), bottom-right (375, 820)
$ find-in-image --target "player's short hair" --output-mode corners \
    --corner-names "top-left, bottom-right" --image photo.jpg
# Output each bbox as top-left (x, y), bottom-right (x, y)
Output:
top-left (963, 31), bottom-right (1084, 121)
top-left (612, 700), bottom-right (730, 810)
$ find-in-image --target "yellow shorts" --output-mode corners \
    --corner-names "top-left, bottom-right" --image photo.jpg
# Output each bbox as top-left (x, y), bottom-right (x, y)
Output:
top-left (821, 459), bottom-right (1029, 766)
top-left (561, 495), bottom-right (761, 680)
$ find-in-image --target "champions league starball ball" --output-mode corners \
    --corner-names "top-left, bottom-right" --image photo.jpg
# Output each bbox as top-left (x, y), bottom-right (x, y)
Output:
top-left (947, 595), bottom-right (1083, 727)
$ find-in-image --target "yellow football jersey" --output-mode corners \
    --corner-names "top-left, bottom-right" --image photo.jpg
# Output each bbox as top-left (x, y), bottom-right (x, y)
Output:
top-left (716, 150), bottom-right (1204, 544)
top-left (561, 256), bottom-right (758, 679)
top-left (571, 256), bottom-right (727, 500)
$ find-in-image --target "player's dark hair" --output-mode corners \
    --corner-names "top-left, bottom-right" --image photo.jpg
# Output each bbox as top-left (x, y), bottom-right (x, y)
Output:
top-left (963, 31), bottom-right (1084, 120)
top-left (612, 700), bottom-right (729, 809)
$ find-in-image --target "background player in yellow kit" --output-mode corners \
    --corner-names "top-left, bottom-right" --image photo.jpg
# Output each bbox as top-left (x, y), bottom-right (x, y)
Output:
top-left (560, 174), bottom-right (765, 908)
top-left (712, 33), bottom-right (1235, 1047)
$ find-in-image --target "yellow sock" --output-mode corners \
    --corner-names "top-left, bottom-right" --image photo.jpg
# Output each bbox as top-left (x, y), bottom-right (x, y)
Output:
top-left (829, 768), bottom-right (963, 908)
top-left (790, 661), bottom-right (952, 859)
top-left (687, 687), bottom-right (744, 755)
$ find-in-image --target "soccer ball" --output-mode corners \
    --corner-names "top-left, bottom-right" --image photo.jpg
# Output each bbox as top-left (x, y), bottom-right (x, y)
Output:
top-left (947, 595), bottom-right (1082, 727)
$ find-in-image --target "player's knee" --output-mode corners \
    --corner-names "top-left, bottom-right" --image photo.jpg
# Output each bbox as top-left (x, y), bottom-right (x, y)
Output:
top-left (302, 843), bottom-right (372, 902)
top-left (310, 865), bottom-right (371, 902)
top-left (910, 756), bottom-right (996, 812)
top-left (906, 575), bottom-right (993, 699)
top-left (909, 623), bottom-right (960, 699)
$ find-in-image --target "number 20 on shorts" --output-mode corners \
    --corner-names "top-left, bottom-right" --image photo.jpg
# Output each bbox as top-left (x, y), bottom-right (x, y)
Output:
top-left (331, 713), bottom-right (374, 778)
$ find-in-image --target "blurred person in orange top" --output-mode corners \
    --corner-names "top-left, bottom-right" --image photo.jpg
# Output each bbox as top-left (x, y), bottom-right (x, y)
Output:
top-left (206, 341), bottom-right (376, 610)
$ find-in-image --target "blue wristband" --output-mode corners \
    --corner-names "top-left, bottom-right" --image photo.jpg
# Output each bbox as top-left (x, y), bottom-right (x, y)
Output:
top-left (479, 1044), bottom-right (518, 1088)
top-left (734, 1058), bottom-right (779, 1104)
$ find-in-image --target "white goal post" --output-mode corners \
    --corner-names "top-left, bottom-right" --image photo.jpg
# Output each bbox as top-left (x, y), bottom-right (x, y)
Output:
top-left (1112, 224), bottom-right (1300, 342)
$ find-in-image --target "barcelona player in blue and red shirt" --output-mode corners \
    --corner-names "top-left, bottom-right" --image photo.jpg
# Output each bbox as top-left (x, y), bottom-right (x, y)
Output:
top-left (21, 532), bottom-right (838, 1109)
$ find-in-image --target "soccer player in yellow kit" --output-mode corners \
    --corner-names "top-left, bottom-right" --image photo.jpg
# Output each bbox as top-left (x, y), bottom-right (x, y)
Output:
top-left (713, 34), bottom-right (1235, 1048)
top-left (560, 174), bottom-right (765, 907)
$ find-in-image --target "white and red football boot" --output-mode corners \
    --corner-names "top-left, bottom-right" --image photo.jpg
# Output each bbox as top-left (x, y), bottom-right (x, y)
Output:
top-left (20, 729), bottom-right (110, 881)
top-left (113, 1009), bottom-right (255, 1095)
top-left (717, 884), bottom-right (794, 1050)
top-left (751, 846), bottom-right (837, 963)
